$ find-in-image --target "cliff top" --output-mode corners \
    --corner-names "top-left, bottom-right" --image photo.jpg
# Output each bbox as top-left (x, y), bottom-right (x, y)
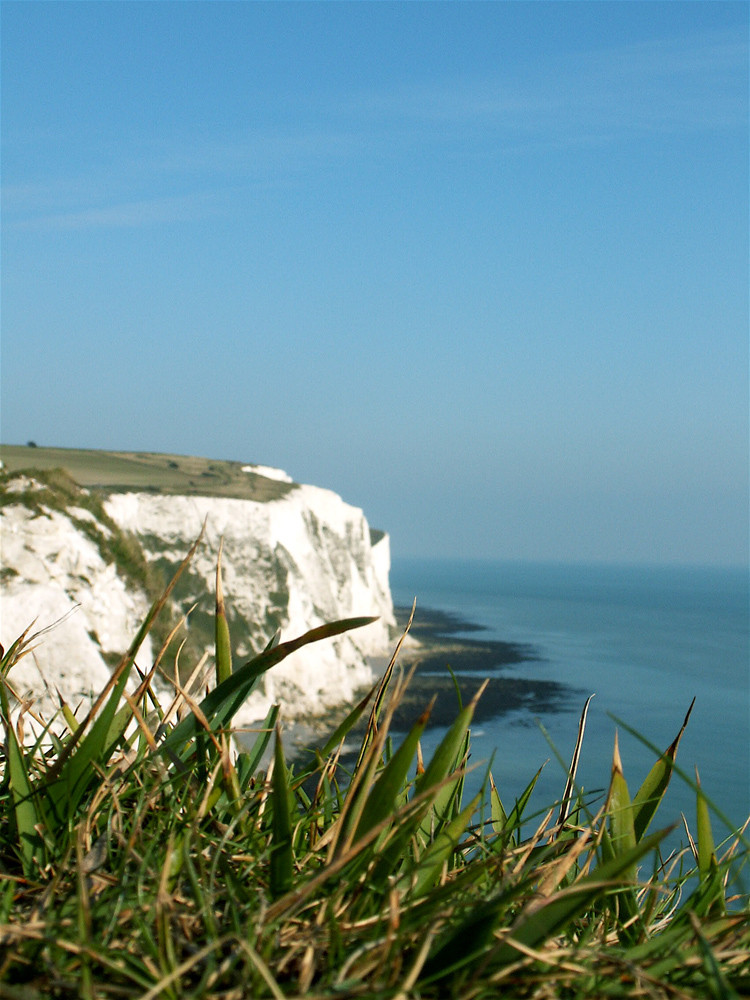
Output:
top-left (0, 444), bottom-right (296, 503)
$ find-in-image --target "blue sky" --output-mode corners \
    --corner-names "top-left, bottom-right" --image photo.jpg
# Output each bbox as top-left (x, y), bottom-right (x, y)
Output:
top-left (2, 2), bottom-right (748, 566)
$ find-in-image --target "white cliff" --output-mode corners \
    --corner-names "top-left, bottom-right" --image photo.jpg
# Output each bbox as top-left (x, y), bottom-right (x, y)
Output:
top-left (104, 483), bottom-right (395, 724)
top-left (0, 467), bottom-right (395, 729)
top-left (0, 477), bottom-right (153, 720)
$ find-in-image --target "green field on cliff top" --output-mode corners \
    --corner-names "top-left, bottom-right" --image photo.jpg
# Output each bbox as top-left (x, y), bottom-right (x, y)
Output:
top-left (0, 443), bottom-right (294, 502)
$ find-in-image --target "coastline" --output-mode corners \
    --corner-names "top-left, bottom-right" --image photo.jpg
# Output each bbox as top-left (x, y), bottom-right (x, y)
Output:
top-left (273, 603), bottom-right (579, 762)
top-left (384, 605), bottom-right (576, 728)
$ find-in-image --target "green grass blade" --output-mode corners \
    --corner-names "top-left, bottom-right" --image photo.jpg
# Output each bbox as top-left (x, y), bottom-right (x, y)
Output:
top-left (416, 683), bottom-right (485, 797)
top-left (632, 698), bottom-right (694, 841)
top-left (318, 681), bottom-right (377, 759)
top-left (605, 731), bottom-right (639, 928)
top-left (353, 700), bottom-right (432, 845)
top-left (491, 764), bottom-right (545, 853)
top-left (404, 794), bottom-right (479, 898)
top-left (414, 681), bottom-right (486, 840)
top-left (159, 616), bottom-right (378, 760)
top-left (696, 769), bottom-right (717, 881)
top-left (4, 722), bottom-right (45, 874)
top-left (489, 773), bottom-right (508, 837)
top-left (57, 692), bottom-right (80, 736)
top-left (46, 655), bottom-right (136, 819)
top-left (270, 726), bottom-right (293, 899)
top-left (694, 769), bottom-right (726, 917)
top-left (215, 538), bottom-right (232, 685)
top-left (240, 703), bottom-right (279, 778)
top-left (608, 732), bottom-right (636, 869)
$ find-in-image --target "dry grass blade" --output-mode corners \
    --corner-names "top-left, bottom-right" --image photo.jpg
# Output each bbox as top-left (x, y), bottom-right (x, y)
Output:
top-left (492, 825), bottom-right (675, 968)
top-left (558, 694), bottom-right (594, 827)
top-left (331, 661), bottom-right (419, 861)
top-left (352, 690), bottom-right (433, 846)
top-left (44, 525), bottom-right (206, 785)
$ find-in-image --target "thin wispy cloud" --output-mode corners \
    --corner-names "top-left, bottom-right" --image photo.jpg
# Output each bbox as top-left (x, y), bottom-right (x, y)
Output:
top-left (349, 26), bottom-right (747, 139)
top-left (3, 25), bottom-right (744, 233)
top-left (5, 188), bottom-right (236, 232)
top-left (2, 128), bottom-right (379, 232)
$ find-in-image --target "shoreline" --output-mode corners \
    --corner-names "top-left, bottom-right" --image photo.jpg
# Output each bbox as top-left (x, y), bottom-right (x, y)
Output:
top-left (275, 603), bottom-right (579, 760)
top-left (391, 603), bottom-right (538, 670)
top-left (382, 604), bottom-right (576, 728)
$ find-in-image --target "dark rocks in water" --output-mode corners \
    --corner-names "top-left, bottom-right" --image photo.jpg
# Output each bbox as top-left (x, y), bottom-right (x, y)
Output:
top-left (394, 603), bottom-right (539, 674)
top-left (383, 604), bottom-right (578, 729)
top-left (286, 604), bottom-right (580, 768)
top-left (389, 673), bottom-right (573, 730)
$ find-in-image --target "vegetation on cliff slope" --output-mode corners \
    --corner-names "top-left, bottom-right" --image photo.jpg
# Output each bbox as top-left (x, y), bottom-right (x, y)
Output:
top-left (0, 444), bottom-right (295, 502)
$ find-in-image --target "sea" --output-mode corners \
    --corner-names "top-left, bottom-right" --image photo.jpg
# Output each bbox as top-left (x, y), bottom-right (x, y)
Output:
top-left (389, 558), bottom-right (749, 844)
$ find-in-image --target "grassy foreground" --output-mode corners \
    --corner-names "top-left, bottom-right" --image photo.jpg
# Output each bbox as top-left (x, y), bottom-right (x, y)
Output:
top-left (1, 538), bottom-right (748, 999)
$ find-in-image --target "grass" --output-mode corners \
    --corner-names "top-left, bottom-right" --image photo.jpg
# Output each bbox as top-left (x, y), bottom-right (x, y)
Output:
top-left (0, 444), bottom-right (296, 502)
top-left (0, 538), bottom-right (748, 999)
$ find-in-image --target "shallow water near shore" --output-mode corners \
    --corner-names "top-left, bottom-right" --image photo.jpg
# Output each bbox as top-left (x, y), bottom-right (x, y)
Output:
top-left (389, 558), bottom-right (749, 843)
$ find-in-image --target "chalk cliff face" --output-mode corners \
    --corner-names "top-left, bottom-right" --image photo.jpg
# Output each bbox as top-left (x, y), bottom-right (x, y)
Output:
top-left (1, 475), bottom-right (154, 720)
top-left (0, 466), bottom-right (395, 726)
top-left (104, 480), bottom-right (395, 723)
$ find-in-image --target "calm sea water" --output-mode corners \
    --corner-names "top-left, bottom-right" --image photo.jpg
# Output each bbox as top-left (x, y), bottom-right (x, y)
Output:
top-left (389, 559), bottom-right (749, 839)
